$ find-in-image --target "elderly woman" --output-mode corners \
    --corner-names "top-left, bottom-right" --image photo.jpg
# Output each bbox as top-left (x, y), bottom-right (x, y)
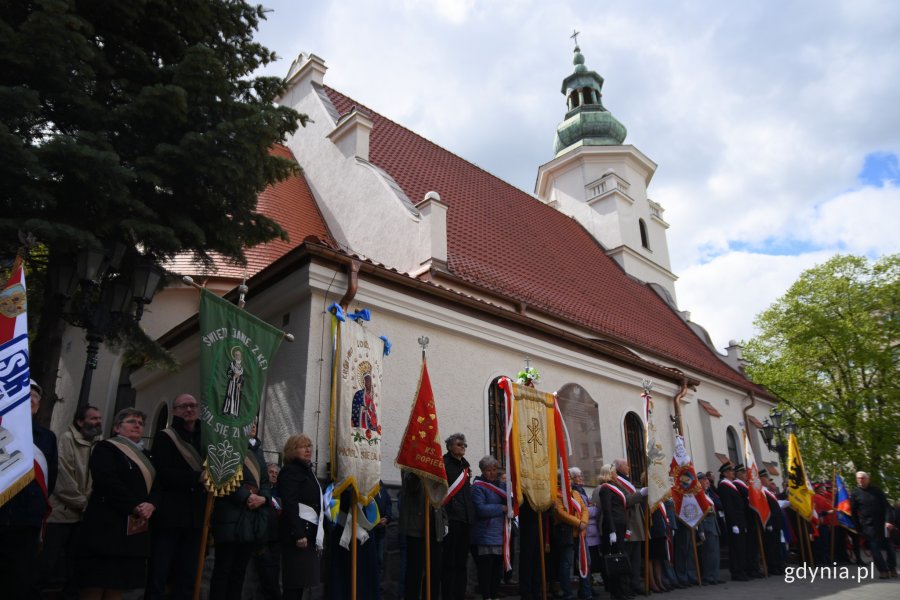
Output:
top-left (279, 434), bottom-right (323, 600)
top-left (570, 467), bottom-right (596, 600)
top-left (76, 408), bottom-right (157, 600)
top-left (472, 456), bottom-right (507, 600)
top-left (596, 464), bottom-right (631, 600)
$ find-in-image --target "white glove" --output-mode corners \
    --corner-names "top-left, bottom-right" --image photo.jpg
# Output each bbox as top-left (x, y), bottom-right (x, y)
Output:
top-left (732, 525), bottom-right (740, 534)
top-left (610, 532), bottom-right (617, 544)
top-left (639, 487), bottom-right (648, 497)
top-left (780, 531), bottom-right (786, 543)
top-left (766, 525), bottom-right (773, 532)
top-left (718, 511), bottom-right (725, 518)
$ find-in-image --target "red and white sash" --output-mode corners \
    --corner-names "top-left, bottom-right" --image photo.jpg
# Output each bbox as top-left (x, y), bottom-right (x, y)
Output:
top-left (617, 475), bottom-right (636, 494)
top-left (474, 479), bottom-right (512, 571)
top-left (734, 479), bottom-right (748, 491)
top-left (571, 496), bottom-right (589, 577)
top-left (720, 479), bottom-right (738, 493)
top-left (602, 482), bottom-right (627, 509)
top-left (33, 444), bottom-right (51, 540)
top-left (444, 467), bottom-right (470, 505)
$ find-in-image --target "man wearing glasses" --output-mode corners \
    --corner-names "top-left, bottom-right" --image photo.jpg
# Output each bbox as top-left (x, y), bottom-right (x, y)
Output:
top-left (146, 394), bottom-right (206, 599)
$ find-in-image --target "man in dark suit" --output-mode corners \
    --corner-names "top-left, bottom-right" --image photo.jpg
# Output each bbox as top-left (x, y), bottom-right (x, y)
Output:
top-left (717, 463), bottom-right (747, 581)
top-left (851, 471), bottom-right (896, 579)
top-left (146, 393), bottom-right (206, 600)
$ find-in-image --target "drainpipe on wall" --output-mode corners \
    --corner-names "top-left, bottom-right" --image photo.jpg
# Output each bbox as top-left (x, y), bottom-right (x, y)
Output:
top-left (673, 378), bottom-right (689, 436)
top-left (339, 259), bottom-right (360, 311)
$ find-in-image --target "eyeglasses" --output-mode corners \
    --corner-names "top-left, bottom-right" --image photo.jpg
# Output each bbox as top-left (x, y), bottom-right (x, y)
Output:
top-left (175, 403), bottom-right (198, 410)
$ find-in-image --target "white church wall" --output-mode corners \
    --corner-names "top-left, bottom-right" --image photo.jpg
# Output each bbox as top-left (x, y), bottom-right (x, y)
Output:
top-left (278, 65), bottom-right (426, 274)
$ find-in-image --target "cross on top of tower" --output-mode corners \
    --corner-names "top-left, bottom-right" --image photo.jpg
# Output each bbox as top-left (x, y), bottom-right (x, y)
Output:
top-left (570, 29), bottom-right (580, 47)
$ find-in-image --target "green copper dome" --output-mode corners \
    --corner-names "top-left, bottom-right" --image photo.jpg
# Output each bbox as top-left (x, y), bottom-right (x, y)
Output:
top-left (553, 45), bottom-right (626, 155)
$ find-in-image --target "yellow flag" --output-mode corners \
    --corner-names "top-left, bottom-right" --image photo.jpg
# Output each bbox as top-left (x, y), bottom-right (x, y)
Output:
top-left (786, 433), bottom-right (813, 520)
top-left (508, 382), bottom-right (558, 512)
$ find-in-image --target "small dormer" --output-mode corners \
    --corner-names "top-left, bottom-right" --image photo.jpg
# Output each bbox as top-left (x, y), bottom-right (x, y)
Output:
top-left (327, 107), bottom-right (373, 161)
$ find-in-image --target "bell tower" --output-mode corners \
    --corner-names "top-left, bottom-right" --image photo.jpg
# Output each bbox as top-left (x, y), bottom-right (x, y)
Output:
top-left (535, 40), bottom-right (678, 303)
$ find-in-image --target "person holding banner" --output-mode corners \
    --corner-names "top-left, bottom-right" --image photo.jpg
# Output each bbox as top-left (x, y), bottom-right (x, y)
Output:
top-left (717, 463), bottom-right (747, 581)
top-left (756, 469), bottom-right (784, 575)
top-left (210, 431), bottom-right (272, 600)
top-left (75, 408), bottom-right (157, 598)
top-left (399, 468), bottom-right (447, 600)
top-left (472, 456), bottom-right (507, 600)
top-left (442, 433), bottom-right (474, 600)
top-left (279, 433), bottom-right (323, 600)
top-left (0, 379), bottom-right (58, 600)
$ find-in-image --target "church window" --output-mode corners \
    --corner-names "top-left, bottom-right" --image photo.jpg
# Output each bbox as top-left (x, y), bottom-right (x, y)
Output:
top-left (726, 426), bottom-right (740, 466)
top-left (623, 411), bottom-right (646, 484)
top-left (487, 377), bottom-right (508, 468)
top-left (639, 218), bottom-right (650, 249)
top-left (582, 87), bottom-right (595, 104)
top-left (570, 90), bottom-right (581, 108)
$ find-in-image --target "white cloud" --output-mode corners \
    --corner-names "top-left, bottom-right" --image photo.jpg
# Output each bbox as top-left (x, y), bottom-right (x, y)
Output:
top-left (254, 0), bottom-right (900, 353)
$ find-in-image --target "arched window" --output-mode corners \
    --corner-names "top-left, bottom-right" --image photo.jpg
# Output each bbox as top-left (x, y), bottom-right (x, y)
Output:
top-left (487, 377), bottom-right (508, 468)
top-left (623, 412), bottom-right (646, 484)
top-left (639, 218), bottom-right (650, 249)
top-left (556, 383), bottom-right (603, 485)
top-left (726, 426), bottom-right (740, 466)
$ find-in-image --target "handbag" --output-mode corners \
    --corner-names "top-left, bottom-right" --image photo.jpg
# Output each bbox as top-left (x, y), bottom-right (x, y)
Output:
top-left (234, 506), bottom-right (268, 544)
top-left (604, 552), bottom-right (631, 576)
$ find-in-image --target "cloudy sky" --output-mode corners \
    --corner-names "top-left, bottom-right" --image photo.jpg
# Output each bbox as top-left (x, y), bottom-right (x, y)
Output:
top-left (253, 0), bottom-right (900, 352)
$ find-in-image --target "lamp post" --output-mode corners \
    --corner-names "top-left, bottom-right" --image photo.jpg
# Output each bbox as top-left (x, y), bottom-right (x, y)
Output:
top-left (759, 408), bottom-right (798, 478)
top-left (48, 246), bottom-right (164, 409)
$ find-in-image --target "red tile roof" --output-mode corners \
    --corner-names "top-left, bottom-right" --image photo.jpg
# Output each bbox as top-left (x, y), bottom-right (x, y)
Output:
top-left (166, 145), bottom-right (332, 279)
top-left (323, 86), bottom-right (761, 392)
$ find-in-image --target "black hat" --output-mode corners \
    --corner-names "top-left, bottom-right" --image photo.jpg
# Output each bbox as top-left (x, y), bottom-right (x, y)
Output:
top-left (734, 463), bottom-right (746, 473)
top-left (758, 468), bottom-right (770, 479)
top-left (697, 471), bottom-right (708, 480)
top-left (718, 463), bottom-right (735, 475)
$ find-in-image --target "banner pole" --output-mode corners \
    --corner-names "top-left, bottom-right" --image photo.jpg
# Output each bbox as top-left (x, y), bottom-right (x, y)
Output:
top-left (643, 503), bottom-right (650, 595)
top-left (425, 489), bottom-right (432, 600)
top-left (804, 518), bottom-right (815, 567)
top-left (755, 518), bottom-right (768, 577)
top-left (352, 490), bottom-right (358, 600)
top-left (830, 468), bottom-right (837, 563)
top-left (192, 491), bottom-right (215, 600)
top-left (796, 513), bottom-right (806, 564)
top-left (690, 528), bottom-right (702, 586)
top-left (539, 510), bottom-right (547, 600)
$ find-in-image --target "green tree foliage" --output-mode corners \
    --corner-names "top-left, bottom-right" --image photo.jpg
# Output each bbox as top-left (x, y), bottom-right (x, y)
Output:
top-left (744, 255), bottom-right (899, 496)
top-left (0, 0), bottom-right (305, 404)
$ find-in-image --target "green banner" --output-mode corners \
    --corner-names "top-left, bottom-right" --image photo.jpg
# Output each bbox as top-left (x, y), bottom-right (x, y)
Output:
top-left (199, 289), bottom-right (283, 496)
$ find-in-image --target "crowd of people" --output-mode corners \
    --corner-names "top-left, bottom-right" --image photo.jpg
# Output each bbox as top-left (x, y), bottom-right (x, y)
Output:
top-left (1, 387), bottom-right (898, 600)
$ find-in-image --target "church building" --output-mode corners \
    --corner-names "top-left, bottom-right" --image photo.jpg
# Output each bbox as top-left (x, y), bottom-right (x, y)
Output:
top-left (119, 45), bottom-right (777, 486)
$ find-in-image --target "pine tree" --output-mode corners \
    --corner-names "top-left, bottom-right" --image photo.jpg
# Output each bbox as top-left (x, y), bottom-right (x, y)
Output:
top-left (0, 0), bottom-right (305, 415)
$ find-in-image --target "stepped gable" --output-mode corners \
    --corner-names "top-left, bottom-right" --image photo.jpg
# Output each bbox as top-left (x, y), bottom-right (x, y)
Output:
top-left (323, 86), bottom-right (756, 390)
top-left (167, 144), bottom-right (333, 279)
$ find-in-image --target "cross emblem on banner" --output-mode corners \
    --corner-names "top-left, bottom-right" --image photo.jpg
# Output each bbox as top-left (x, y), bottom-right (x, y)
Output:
top-left (527, 417), bottom-right (543, 453)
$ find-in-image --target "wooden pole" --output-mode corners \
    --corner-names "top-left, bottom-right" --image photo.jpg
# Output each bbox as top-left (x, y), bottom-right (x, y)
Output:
top-left (644, 505), bottom-right (650, 595)
top-left (192, 491), bottom-right (215, 600)
top-left (539, 510), bottom-right (547, 600)
top-left (803, 519), bottom-right (815, 567)
top-left (690, 528), bottom-right (702, 586)
top-left (425, 491), bottom-right (432, 600)
top-left (830, 468), bottom-right (837, 563)
top-left (796, 513), bottom-right (806, 564)
top-left (351, 491), bottom-right (358, 600)
top-left (754, 518), bottom-right (768, 577)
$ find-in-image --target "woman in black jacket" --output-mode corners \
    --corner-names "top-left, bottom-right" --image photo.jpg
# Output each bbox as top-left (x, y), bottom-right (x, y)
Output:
top-left (597, 464), bottom-right (632, 600)
top-left (279, 433), bottom-right (323, 599)
top-left (76, 408), bottom-right (158, 599)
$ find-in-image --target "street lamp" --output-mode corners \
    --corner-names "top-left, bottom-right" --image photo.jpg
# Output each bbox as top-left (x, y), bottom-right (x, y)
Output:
top-left (759, 409), bottom-right (798, 478)
top-left (49, 246), bottom-right (165, 408)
